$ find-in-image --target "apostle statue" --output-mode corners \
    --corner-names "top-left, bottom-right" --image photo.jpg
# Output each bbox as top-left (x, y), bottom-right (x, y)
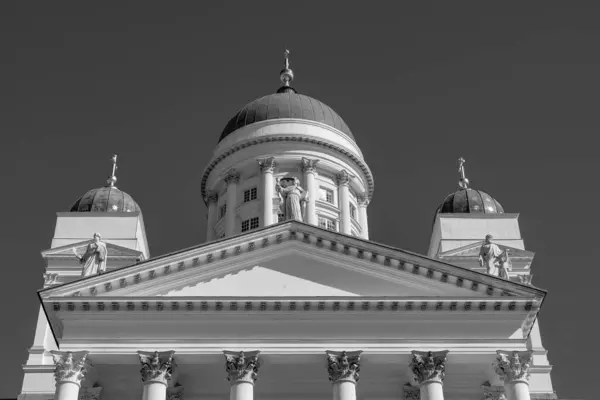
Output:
top-left (72, 232), bottom-right (108, 277)
top-left (276, 177), bottom-right (308, 222)
top-left (478, 234), bottom-right (511, 279)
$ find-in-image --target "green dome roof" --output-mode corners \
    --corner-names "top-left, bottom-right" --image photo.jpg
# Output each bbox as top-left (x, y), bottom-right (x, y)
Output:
top-left (70, 186), bottom-right (141, 213)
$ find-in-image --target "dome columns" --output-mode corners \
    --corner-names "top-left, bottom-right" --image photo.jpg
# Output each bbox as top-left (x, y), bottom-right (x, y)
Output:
top-left (336, 170), bottom-right (353, 235)
top-left (301, 158), bottom-right (319, 226)
top-left (357, 195), bottom-right (369, 240)
top-left (224, 170), bottom-right (240, 237)
top-left (258, 158), bottom-right (276, 228)
top-left (206, 191), bottom-right (219, 241)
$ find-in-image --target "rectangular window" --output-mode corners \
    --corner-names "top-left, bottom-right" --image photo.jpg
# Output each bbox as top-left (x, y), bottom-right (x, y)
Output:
top-left (219, 204), bottom-right (227, 219)
top-left (350, 204), bottom-right (357, 220)
top-left (243, 187), bottom-right (258, 203)
top-left (241, 217), bottom-right (260, 232)
top-left (318, 216), bottom-right (337, 232)
top-left (319, 187), bottom-right (334, 204)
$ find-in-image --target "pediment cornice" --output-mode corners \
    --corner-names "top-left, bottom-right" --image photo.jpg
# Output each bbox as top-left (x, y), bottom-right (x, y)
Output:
top-left (41, 240), bottom-right (144, 261)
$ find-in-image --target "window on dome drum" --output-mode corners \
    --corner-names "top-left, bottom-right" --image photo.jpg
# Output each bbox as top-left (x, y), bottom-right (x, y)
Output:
top-left (244, 187), bottom-right (258, 203)
top-left (318, 216), bottom-right (337, 232)
top-left (219, 204), bottom-right (227, 219)
top-left (350, 204), bottom-right (357, 220)
top-left (319, 187), bottom-right (334, 204)
top-left (242, 217), bottom-right (260, 232)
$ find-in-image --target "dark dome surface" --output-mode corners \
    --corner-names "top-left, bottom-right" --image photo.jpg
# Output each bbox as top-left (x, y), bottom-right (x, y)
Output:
top-left (70, 186), bottom-right (141, 213)
top-left (219, 91), bottom-right (354, 142)
top-left (436, 188), bottom-right (504, 214)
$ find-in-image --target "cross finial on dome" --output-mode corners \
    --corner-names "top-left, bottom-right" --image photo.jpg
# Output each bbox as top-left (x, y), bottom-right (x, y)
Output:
top-left (106, 154), bottom-right (118, 187)
top-left (280, 49), bottom-right (294, 87)
top-left (458, 157), bottom-right (469, 189)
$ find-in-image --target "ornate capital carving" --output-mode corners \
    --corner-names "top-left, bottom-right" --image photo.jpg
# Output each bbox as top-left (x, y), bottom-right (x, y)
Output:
top-left (403, 383), bottom-right (420, 400)
top-left (336, 170), bottom-right (353, 186)
top-left (301, 158), bottom-right (319, 174)
top-left (206, 191), bottom-right (218, 204)
top-left (224, 170), bottom-right (240, 185)
top-left (518, 274), bottom-right (533, 285)
top-left (167, 384), bottom-right (184, 400)
top-left (44, 273), bottom-right (59, 285)
top-left (224, 350), bottom-right (260, 384)
top-left (356, 194), bottom-right (370, 207)
top-left (50, 351), bottom-right (89, 386)
top-left (79, 386), bottom-right (102, 400)
top-left (482, 381), bottom-right (507, 400)
top-left (409, 350), bottom-right (449, 384)
top-left (494, 350), bottom-right (532, 383)
top-left (326, 350), bottom-right (362, 383)
top-left (258, 157), bottom-right (276, 174)
top-left (137, 350), bottom-right (175, 385)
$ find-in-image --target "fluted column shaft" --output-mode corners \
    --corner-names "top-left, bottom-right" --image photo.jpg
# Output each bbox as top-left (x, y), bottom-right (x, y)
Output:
top-left (224, 351), bottom-right (261, 400)
top-left (410, 350), bottom-right (449, 400)
top-left (206, 192), bottom-right (219, 241)
top-left (336, 170), bottom-right (352, 235)
top-left (138, 351), bottom-right (175, 400)
top-left (494, 351), bottom-right (533, 400)
top-left (258, 158), bottom-right (276, 227)
top-left (50, 351), bottom-right (89, 400)
top-left (301, 158), bottom-right (319, 225)
top-left (326, 351), bottom-right (362, 400)
top-left (224, 171), bottom-right (240, 237)
top-left (357, 195), bottom-right (369, 239)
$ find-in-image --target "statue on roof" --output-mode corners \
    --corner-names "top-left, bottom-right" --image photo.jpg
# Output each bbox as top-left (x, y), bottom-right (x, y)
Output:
top-left (72, 232), bottom-right (108, 277)
top-left (276, 176), bottom-right (307, 222)
top-left (478, 234), bottom-right (511, 279)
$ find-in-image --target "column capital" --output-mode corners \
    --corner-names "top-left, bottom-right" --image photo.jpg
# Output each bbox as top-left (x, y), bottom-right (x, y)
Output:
top-left (207, 191), bottom-right (219, 204)
top-left (224, 350), bottom-right (261, 385)
top-left (356, 194), bottom-right (370, 207)
top-left (79, 386), bottom-right (102, 400)
top-left (482, 381), bottom-right (507, 400)
top-left (336, 170), bottom-right (353, 186)
top-left (326, 350), bottom-right (362, 384)
top-left (301, 157), bottom-right (319, 174)
top-left (403, 383), bottom-right (420, 400)
top-left (167, 384), bottom-right (184, 400)
top-left (224, 170), bottom-right (241, 185)
top-left (494, 350), bottom-right (533, 383)
top-left (50, 351), bottom-right (89, 387)
top-left (409, 350), bottom-right (449, 384)
top-left (258, 157), bottom-right (276, 173)
top-left (137, 350), bottom-right (176, 385)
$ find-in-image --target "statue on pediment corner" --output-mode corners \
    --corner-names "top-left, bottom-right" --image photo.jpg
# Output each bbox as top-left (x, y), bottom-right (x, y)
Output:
top-left (478, 235), bottom-right (511, 279)
top-left (276, 176), bottom-right (307, 222)
top-left (72, 233), bottom-right (107, 277)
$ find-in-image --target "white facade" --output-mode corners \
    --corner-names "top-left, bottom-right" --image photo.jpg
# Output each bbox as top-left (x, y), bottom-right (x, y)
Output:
top-left (19, 62), bottom-right (562, 400)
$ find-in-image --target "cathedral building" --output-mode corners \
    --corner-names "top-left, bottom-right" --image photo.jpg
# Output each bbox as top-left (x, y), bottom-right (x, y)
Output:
top-left (20, 52), bottom-right (559, 400)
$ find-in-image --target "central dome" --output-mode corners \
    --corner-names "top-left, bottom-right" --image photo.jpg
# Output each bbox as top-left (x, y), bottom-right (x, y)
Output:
top-left (219, 91), bottom-right (354, 143)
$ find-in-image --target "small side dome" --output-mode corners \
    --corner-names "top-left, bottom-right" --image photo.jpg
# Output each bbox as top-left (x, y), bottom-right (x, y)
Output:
top-left (436, 188), bottom-right (504, 214)
top-left (70, 186), bottom-right (141, 213)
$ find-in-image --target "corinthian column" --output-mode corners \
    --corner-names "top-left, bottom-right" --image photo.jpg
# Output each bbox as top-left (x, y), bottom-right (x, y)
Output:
top-left (301, 158), bottom-right (319, 225)
top-left (336, 170), bottom-right (352, 235)
top-left (410, 350), bottom-right (449, 400)
top-left (258, 158), bottom-right (276, 227)
top-left (50, 351), bottom-right (89, 400)
top-left (138, 351), bottom-right (176, 400)
top-left (206, 191), bottom-right (219, 241)
top-left (326, 350), bottom-right (362, 400)
top-left (494, 351), bottom-right (533, 400)
top-left (224, 170), bottom-right (240, 237)
top-left (356, 194), bottom-right (369, 240)
top-left (224, 351), bottom-right (261, 400)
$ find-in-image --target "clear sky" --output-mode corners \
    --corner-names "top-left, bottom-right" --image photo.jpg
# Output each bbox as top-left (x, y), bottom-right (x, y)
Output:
top-left (0, 2), bottom-right (595, 399)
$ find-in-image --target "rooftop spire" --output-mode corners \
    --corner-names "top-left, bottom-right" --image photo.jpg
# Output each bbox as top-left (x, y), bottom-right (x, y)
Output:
top-left (106, 154), bottom-right (118, 187)
top-left (458, 157), bottom-right (469, 189)
top-left (279, 49), bottom-right (294, 87)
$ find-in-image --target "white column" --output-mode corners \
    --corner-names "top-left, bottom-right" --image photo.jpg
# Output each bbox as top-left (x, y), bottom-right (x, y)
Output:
top-left (224, 351), bottom-right (261, 400)
top-left (410, 350), bottom-right (449, 400)
top-left (356, 194), bottom-right (369, 240)
top-left (326, 351), bottom-right (362, 400)
top-left (138, 351), bottom-right (176, 400)
top-left (206, 191), bottom-right (219, 241)
top-left (258, 158), bottom-right (276, 227)
top-left (336, 170), bottom-right (352, 235)
top-left (494, 351), bottom-right (533, 400)
top-left (50, 351), bottom-right (89, 400)
top-left (224, 170), bottom-right (240, 237)
top-left (301, 158), bottom-right (319, 226)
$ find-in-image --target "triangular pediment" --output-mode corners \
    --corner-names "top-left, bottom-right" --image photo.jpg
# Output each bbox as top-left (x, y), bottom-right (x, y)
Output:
top-left (41, 240), bottom-right (144, 261)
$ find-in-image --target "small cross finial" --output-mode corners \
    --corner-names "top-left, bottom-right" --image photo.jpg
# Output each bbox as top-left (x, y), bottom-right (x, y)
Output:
top-left (280, 49), bottom-right (294, 87)
top-left (458, 157), bottom-right (469, 189)
top-left (284, 49), bottom-right (290, 70)
top-left (107, 154), bottom-right (118, 187)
